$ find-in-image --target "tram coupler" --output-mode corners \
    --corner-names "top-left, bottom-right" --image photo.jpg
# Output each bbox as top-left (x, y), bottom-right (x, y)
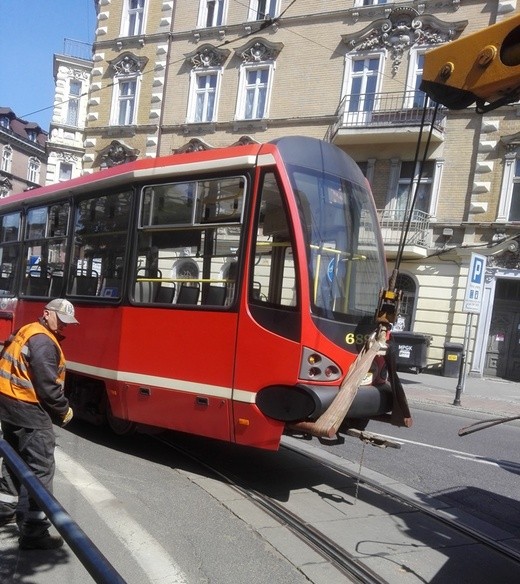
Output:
top-left (345, 428), bottom-right (402, 449)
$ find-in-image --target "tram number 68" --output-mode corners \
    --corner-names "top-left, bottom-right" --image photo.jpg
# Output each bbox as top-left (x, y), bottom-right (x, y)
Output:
top-left (345, 333), bottom-right (370, 345)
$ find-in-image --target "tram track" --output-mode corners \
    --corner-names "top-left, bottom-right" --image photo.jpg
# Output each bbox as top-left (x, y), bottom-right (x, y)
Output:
top-left (151, 431), bottom-right (520, 583)
top-left (281, 436), bottom-right (520, 568)
top-left (152, 433), bottom-right (387, 584)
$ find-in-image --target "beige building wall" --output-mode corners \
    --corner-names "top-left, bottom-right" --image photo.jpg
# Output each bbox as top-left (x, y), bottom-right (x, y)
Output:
top-left (79, 0), bottom-right (520, 377)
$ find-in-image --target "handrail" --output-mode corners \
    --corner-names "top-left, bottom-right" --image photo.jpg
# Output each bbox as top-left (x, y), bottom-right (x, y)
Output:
top-left (0, 439), bottom-right (126, 584)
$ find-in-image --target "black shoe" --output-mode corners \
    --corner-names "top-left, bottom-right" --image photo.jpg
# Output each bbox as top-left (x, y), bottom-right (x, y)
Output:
top-left (0, 514), bottom-right (16, 527)
top-left (19, 533), bottom-right (64, 550)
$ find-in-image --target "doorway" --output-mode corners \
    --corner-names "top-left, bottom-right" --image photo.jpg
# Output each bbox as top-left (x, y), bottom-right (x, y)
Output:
top-left (485, 279), bottom-right (520, 380)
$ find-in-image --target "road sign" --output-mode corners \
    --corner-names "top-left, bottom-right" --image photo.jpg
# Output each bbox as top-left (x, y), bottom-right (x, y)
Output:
top-left (463, 253), bottom-right (487, 314)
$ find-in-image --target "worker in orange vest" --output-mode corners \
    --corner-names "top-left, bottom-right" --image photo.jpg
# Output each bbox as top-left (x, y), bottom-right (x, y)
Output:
top-left (0, 299), bottom-right (78, 550)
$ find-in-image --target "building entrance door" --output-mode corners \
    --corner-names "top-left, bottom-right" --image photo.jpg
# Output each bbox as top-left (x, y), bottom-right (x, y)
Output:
top-left (485, 279), bottom-right (520, 380)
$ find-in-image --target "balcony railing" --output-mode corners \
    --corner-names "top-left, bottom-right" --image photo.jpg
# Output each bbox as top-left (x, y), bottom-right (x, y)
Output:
top-left (377, 208), bottom-right (430, 247)
top-left (325, 91), bottom-right (446, 142)
top-left (61, 38), bottom-right (93, 61)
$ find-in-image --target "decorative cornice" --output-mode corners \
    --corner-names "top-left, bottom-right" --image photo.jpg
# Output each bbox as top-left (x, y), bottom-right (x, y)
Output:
top-left (108, 52), bottom-right (148, 75)
top-left (98, 140), bottom-right (139, 167)
top-left (342, 8), bottom-right (467, 74)
top-left (174, 138), bottom-right (214, 154)
top-left (501, 132), bottom-right (520, 152)
top-left (185, 44), bottom-right (230, 68)
top-left (234, 38), bottom-right (284, 63)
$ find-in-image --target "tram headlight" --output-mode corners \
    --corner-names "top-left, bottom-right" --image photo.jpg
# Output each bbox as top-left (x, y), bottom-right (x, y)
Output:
top-left (299, 347), bottom-right (342, 382)
top-left (325, 365), bottom-right (339, 378)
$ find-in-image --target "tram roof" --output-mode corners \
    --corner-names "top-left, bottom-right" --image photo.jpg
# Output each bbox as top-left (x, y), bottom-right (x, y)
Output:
top-left (0, 141), bottom-right (276, 212)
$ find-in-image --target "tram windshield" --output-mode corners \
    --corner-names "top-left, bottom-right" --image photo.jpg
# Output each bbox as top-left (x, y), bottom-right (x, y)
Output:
top-left (291, 168), bottom-right (385, 323)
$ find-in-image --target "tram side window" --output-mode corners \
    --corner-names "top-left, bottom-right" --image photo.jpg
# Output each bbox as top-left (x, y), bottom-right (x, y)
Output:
top-left (251, 173), bottom-right (297, 308)
top-left (69, 191), bottom-right (132, 298)
top-left (0, 212), bottom-right (21, 296)
top-left (136, 176), bottom-right (245, 306)
top-left (21, 203), bottom-right (69, 298)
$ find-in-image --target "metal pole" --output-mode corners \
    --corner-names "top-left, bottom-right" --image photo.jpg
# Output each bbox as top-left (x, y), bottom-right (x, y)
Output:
top-left (453, 312), bottom-right (472, 406)
top-left (0, 439), bottom-right (126, 584)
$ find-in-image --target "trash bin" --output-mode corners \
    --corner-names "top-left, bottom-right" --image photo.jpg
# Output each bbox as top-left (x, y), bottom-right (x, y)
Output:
top-left (442, 342), bottom-right (463, 378)
top-left (390, 331), bottom-right (431, 374)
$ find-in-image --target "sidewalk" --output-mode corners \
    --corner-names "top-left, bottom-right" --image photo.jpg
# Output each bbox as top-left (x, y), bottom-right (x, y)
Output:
top-left (397, 368), bottom-right (520, 419)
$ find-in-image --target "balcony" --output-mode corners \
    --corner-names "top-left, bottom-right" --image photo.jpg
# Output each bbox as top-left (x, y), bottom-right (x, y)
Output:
top-left (326, 92), bottom-right (446, 146)
top-left (377, 209), bottom-right (430, 259)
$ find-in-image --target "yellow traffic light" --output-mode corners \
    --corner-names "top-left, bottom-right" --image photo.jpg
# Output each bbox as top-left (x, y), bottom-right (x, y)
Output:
top-left (421, 14), bottom-right (520, 112)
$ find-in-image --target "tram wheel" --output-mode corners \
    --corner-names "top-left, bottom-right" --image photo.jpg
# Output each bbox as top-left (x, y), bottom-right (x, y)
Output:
top-left (105, 402), bottom-right (136, 436)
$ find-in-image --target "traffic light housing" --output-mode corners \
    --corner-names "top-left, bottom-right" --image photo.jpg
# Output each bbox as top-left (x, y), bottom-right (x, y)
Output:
top-left (420, 14), bottom-right (520, 112)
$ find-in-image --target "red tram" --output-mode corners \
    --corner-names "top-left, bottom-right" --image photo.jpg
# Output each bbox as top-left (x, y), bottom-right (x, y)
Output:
top-left (0, 136), bottom-right (409, 450)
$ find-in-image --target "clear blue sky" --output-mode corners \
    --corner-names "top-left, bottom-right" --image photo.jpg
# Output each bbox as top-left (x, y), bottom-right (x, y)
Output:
top-left (1, 0), bottom-right (96, 131)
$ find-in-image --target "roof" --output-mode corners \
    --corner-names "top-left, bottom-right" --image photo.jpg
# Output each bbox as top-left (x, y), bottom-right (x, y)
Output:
top-left (0, 106), bottom-right (47, 147)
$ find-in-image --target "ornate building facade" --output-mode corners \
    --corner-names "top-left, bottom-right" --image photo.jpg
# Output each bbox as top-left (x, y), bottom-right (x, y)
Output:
top-left (75, 0), bottom-right (520, 380)
top-left (45, 40), bottom-right (93, 185)
top-left (0, 107), bottom-right (47, 196)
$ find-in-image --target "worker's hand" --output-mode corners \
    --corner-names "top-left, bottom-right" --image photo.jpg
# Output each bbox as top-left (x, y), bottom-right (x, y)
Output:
top-left (61, 407), bottom-right (74, 427)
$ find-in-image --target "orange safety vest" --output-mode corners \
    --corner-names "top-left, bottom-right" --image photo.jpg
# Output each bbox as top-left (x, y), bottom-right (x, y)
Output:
top-left (0, 322), bottom-right (66, 404)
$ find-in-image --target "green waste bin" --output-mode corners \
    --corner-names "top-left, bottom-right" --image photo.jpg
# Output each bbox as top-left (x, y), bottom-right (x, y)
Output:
top-left (390, 331), bottom-right (431, 374)
top-left (442, 342), bottom-right (463, 378)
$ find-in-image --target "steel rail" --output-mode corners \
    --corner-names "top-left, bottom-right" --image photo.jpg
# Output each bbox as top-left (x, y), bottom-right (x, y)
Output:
top-left (152, 434), bottom-right (389, 584)
top-left (281, 438), bottom-right (520, 567)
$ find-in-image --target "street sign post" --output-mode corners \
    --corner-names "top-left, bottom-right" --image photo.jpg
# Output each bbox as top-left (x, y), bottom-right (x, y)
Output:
top-left (463, 253), bottom-right (487, 314)
top-left (455, 253), bottom-right (487, 405)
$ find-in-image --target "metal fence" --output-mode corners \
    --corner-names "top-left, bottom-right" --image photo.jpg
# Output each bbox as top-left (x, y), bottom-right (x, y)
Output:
top-left (377, 208), bottom-right (430, 247)
top-left (325, 91), bottom-right (446, 142)
top-left (0, 438), bottom-right (125, 584)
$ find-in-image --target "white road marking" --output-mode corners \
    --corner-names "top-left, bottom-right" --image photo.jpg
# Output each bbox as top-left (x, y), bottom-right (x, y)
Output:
top-left (372, 433), bottom-right (517, 469)
top-left (55, 448), bottom-right (188, 584)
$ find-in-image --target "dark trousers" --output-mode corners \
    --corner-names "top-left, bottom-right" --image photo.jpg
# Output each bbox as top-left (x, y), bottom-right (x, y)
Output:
top-left (0, 422), bottom-right (55, 537)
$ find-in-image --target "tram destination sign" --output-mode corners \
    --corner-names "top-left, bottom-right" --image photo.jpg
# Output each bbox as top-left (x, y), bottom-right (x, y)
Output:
top-left (463, 253), bottom-right (487, 314)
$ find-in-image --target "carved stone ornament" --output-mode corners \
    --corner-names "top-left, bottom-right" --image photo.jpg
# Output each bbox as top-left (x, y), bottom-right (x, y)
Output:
top-left (230, 135), bottom-right (259, 147)
top-left (342, 8), bottom-right (468, 74)
top-left (109, 52), bottom-right (148, 76)
top-left (488, 238), bottom-right (520, 269)
top-left (501, 132), bottom-right (520, 153)
top-left (186, 44), bottom-right (230, 68)
top-left (174, 138), bottom-right (214, 154)
top-left (235, 38), bottom-right (284, 63)
top-left (58, 152), bottom-right (78, 164)
top-left (99, 140), bottom-right (139, 168)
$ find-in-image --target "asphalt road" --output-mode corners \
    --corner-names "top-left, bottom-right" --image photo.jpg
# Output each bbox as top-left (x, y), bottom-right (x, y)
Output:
top-left (322, 407), bottom-right (520, 538)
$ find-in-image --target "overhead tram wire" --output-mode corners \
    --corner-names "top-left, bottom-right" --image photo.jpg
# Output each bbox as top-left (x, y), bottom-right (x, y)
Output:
top-left (389, 101), bottom-right (440, 289)
top-left (22, 0), bottom-right (298, 123)
top-left (23, 0), bottom-right (419, 134)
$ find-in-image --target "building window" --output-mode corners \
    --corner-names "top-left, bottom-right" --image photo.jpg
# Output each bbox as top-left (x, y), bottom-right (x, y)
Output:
top-left (405, 50), bottom-right (430, 109)
top-left (508, 158), bottom-right (520, 221)
top-left (66, 80), bottom-right (82, 126)
top-left (0, 116), bottom-right (9, 129)
top-left (355, 0), bottom-right (388, 6)
top-left (1, 146), bottom-right (12, 173)
top-left (26, 129), bottom-right (37, 142)
top-left (342, 53), bottom-right (383, 125)
top-left (248, 0), bottom-right (279, 20)
top-left (121, 0), bottom-right (146, 37)
top-left (236, 65), bottom-right (272, 120)
top-left (117, 79), bottom-right (137, 125)
top-left (27, 158), bottom-right (41, 184)
top-left (197, 0), bottom-right (227, 28)
top-left (59, 162), bottom-right (73, 182)
top-left (109, 54), bottom-right (145, 127)
top-left (188, 71), bottom-right (220, 123)
top-left (392, 160), bottom-right (435, 215)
